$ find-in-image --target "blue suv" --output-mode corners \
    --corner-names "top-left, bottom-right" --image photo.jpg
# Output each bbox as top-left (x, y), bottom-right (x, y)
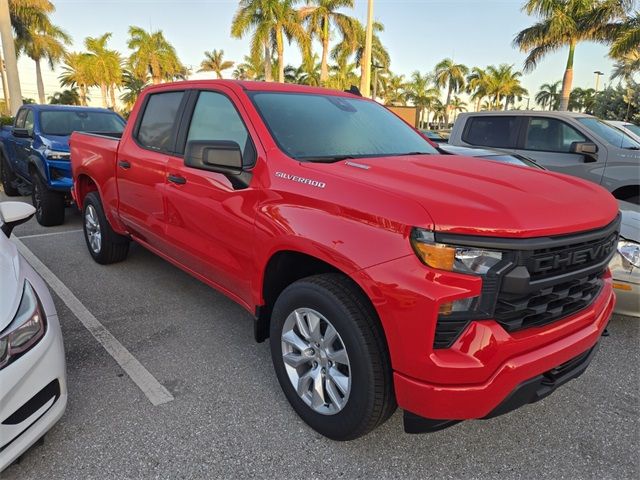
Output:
top-left (0, 105), bottom-right (125, 225)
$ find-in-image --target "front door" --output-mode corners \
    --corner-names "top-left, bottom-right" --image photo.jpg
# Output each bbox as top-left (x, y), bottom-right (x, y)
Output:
top-left (163, 89), bottom-right (261, 306)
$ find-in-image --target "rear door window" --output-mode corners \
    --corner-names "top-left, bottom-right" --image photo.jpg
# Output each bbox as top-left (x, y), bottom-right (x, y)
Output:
top-left (136, 91), bottom-right (185, 152)
top-left (524, 117), bottom-right (587, 152)
top-left (462, 116), bottom-right (519, 148)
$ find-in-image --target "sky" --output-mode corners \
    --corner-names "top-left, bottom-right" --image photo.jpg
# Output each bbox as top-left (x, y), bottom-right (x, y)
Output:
top-left (11, 0), bottom-right (628, 108)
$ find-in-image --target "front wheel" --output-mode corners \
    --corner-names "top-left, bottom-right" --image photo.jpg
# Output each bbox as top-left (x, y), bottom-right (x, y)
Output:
top-left (270, 274), bottom-right (396, 440)
top-left (83, 191), bottom-right (130, 264)
top-left (32, 174), bottom-right (65, 226)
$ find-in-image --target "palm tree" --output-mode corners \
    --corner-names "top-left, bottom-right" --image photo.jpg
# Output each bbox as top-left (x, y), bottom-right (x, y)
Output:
top-left (514, 0), bottom-right (631, 111)
top-left (233, 52), bottom-right (265, 80)
top-left (449, 95), bottom-right (467, 122)
top-left (198, 49), bottom-right (234, 79)
top-left (382, 73), bottom-right (406, 106)
top-left (328, 56), bottom-right (358, 90)
top-left (231, 0), bottom-right (308, 83)
top-left (611, 50), bottom-right (640, 83)
top-left (434, 58), bottom-right (468, 124)
top-left (48, 88), bottom-right (80, 105)
top-left (128, 26), bottom-right (184, 84)
top-left (120, 70), bottom-right (148, 112)
top-left (300, 0), bottom-right (356, 84)
top-left (609, 11), bottom-right (639, 58)
top-left (331, 19), bottom-right (389, 94)
top-left (466, 67), bottom-right (490, 112)
top-left (535, 80), bottom-right (562, 110)
top-left (85, 33), bottom-right (122, 108)
top-left (484, 64), bottom-right (528, 110)
top-left (569, 87), bottom-right (596, 113)
top-left (406, 71), bottom-right (440, 128)
top-left (59, 51), bottom-right (92, 106)
top-left (17, 20), bottom-right (70, 104)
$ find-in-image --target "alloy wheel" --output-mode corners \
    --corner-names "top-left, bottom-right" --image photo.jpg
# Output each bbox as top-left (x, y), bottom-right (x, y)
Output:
top-left (85, 204), bottom-right (102, 253)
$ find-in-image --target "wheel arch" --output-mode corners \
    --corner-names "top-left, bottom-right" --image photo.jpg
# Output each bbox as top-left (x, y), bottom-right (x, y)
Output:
top-left (611, 184), bottom-right (639, 203)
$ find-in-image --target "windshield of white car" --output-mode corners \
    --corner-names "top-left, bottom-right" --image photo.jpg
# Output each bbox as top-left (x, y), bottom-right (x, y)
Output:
top-left (578, 118), bottom-right (640, 150)
top-left (250, 92), bottom-right (438, 161)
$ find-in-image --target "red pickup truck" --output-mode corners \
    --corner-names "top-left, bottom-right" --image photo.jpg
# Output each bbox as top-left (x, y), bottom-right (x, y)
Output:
top-left (70, 80), bottom-right (619, 440)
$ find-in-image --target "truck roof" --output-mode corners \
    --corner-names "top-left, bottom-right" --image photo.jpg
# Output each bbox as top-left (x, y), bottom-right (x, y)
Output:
top-left (142, 79), bottom-right (360, 98)
top-left (20, 104), bottom-right (119, 113)
top-left (457, 110), bottom-right (594, 119)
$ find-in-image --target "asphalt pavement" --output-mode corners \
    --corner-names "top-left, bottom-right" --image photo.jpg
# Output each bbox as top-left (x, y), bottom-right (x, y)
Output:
top-left (2, 192), bottom-right (639, 480)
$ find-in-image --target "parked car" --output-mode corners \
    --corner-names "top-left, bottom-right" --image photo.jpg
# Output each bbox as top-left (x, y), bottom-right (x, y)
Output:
top-left (610, 201), bottom-right (639, 317)
top-left (0, 201), bottom-right (67, 471)
top-left (606, 120), bottom-right (640, 144)
top-left (419, 129), bottom-right (447, 143)
top-left (0, 105), bottom-right (126, 226)
top-left (437, 144), bottom-right (544, 169)
top-left (71, 80), bottom-right (618, 440)
top-left (449, 111), bottom-right (640, 204)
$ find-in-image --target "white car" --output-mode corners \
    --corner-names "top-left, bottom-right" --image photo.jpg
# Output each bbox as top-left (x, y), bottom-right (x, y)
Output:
top-left (606, 120), bottom-right (640, 144)
top-left (0, 202), bottom-right (67, 471)
top-left (610, 201), bottom-right (640, 317)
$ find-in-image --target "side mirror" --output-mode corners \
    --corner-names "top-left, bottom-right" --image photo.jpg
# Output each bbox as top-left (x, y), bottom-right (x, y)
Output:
top-left (570, 141), bottom-right (598, 155)
top-left (184, 140), bottom-right (252, 190)
top-left (12, 127), bottom-right (32, 139)
top-left (0, 202), bottom-right (35, 236)
top-left (185, 140), bottom-right (243, 174)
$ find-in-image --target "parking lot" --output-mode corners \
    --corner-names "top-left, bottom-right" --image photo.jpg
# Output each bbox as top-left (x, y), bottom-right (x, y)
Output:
top-left (2, 191), bottom-right (639, 480)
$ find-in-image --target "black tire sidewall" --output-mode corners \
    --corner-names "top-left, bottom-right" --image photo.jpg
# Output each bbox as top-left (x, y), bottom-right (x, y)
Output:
top-left (32, 173), bottom-right (65, 226)
top-left (270, 280), bottom-right (380, 440)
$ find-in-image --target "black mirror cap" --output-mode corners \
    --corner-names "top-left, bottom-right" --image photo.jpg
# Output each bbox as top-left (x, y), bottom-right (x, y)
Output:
top-left (570, 141), bottom-right (598, 155)
top-left (12, 127), bottom-right (32, 139)
top-left (185, 140), bottom-right (243, 174)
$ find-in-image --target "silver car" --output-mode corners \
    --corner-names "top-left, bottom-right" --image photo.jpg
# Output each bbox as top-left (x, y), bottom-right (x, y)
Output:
top-left (610, 201), bottom-right (640, 317)
top-left (449, 111), bottom-right (640, 204)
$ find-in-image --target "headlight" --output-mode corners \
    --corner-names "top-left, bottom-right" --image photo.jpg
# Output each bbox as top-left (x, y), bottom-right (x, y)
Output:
top-left (410, 228), bottom-right (503, 275)
top-left (0, 282), bottom-right (47, 370)
top-left (44, 149), bottom-right (70, 161)
top-left (618, 239), bottom-right (640, 268)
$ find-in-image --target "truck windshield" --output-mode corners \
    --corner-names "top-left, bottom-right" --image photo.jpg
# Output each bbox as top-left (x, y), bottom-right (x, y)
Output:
top-left (578, 117), bottom-right (640, 150)
top-left (250, 92), bottom-right (437, 161)
top-left (40, 111), bottom-right (126, 136)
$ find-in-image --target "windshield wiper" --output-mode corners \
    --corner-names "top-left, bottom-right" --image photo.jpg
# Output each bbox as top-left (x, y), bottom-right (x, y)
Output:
top-left (394, 151), bottom-right (433, 156)
top-left (624, 146), bottom-right (640, 150)
top-left (296, 155), bottom-right (356, 163)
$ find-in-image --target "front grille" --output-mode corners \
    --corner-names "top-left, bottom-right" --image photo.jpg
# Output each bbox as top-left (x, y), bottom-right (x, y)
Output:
top-left (494, 270), bottom-right (604, 331)
top-left (431, 216), bottom-right (620, 349)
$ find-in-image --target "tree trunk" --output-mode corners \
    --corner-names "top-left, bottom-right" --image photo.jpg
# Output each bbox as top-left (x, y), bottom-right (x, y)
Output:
top-left (0, 0), bottom-right (22, 115)
top-left (0, 50), bottom-right (9, 113)
top-left (320, 17), bottom-right (329, 84)
top-left (359, 55), bottom-right (367, 94)
top-left (264, 42), bottom-right (272, 82)
top-left (444, 84), bottom-right (452, 125)
top-left (559, 42), bottom-right (575, 111)
top-left (216, 70), bottom-right (222, 79)
top-left (110, 84), bottom-right (116, 109)
top-left (276, 28), bottom-right (285, 83)
top-left (80, 84), bottom-right (87, 106)
top-left (35, 59), bottom-right (46, 104)
top-left (476, 97), bottom-right (481, 112)
top-left (100, 83), bottom-right (108, 107)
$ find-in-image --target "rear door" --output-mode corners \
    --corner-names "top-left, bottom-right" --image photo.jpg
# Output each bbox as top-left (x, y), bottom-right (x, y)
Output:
top-left (163, 87), bottom-right (262, 306)
top-left (116, 90), bottom-right (187, 250)
top-left (512, 116), bottom-right (607, 185)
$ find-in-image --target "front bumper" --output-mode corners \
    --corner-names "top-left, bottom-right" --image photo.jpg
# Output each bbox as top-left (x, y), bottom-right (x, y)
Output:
top-left (356, 253), bottom-right (615, 426)
top-left (610, 253), bottom-right (639, 317)
top-left (45, 159), bottom-right (72, 192)
top-left (0, 276), bottom-right (67, 471)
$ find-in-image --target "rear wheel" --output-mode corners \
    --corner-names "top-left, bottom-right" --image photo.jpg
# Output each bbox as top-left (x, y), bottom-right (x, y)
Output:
top-left (32, 174), bottom-right (65, 226)
top-left (83, 191), bottom-right (129, 264)
top-left (0, 155), bottom-right (20, 196)
top-left (270, 274), bottom-right (396, 440)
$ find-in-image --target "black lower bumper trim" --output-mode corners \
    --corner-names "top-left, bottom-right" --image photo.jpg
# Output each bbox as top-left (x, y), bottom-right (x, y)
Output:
top-left (403, 343), bottom-right (599, 434)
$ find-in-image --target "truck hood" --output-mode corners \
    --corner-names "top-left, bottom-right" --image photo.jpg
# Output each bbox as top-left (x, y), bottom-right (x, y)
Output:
top-left (306, 154), bottom-right (619, 237)
top-left (39, 134), bottom-right (70, 152)
top-left (0, 233), bottom-right (20, 331)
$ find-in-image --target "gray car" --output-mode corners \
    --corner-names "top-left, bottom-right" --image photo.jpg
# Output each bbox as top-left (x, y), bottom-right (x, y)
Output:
top-left (610, 201), bottom-right (639, 317)
top-left (449, 111), bottom-right (640, 204)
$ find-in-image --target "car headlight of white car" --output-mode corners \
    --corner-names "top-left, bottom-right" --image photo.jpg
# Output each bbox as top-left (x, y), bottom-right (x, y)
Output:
top-left (0, 282), bottom-right (46, 370)
top-left (617, 239), bottom-right (640, 269)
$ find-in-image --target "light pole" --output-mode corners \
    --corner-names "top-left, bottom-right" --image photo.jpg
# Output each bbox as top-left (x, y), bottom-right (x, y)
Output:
top-left (361, 0), bottom-right (374, 97)
top-left (594, 71), bottom-right (604, 93)
top-left (0, 0), bottom-right (22, 115)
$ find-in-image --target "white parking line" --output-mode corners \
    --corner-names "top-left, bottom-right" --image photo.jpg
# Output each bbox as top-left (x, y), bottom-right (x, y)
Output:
top-left (17, 229), bottom-right (83, 240)
top-left (13, 237), bottom-right (175, 407)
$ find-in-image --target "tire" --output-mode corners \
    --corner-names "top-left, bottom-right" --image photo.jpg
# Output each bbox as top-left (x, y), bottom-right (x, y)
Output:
top-left (270, 273), bottom-right (396, 440)
top-left (32, 173), bottom-right (65, 226)
top-left (82, 191), bottom-right (130, 264)
top-left (0, 154), bottom-right (20, 196)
